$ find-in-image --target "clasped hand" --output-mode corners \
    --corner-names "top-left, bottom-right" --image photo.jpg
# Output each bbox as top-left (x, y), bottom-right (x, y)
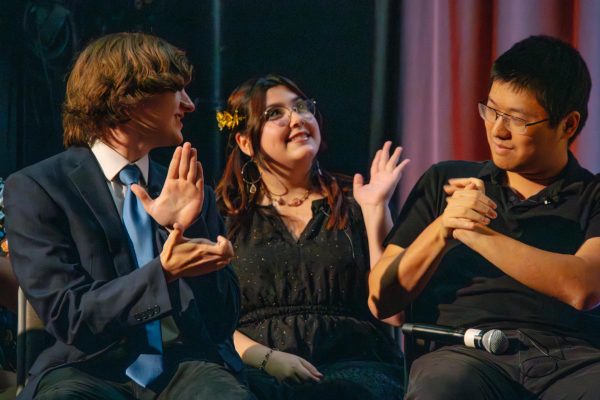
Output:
top-left (131, 142), bottom-right (204, 231)
top-left (440, 178), bottom-right (497, 240)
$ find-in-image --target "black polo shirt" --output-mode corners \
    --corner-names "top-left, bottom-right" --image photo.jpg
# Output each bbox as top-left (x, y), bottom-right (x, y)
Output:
top-left (386, 153), bottom-right (600, 346)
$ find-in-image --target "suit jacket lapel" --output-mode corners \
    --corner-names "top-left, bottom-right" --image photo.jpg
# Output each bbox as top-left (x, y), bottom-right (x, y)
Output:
top-left (68, 147), bottom-right (134, 276)
top-left (147, 160), bottom-right (166, 200)
top-left (148, 160), bottom-right (167, 249)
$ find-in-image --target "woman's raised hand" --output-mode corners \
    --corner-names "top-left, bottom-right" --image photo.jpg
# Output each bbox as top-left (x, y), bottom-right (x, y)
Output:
top-left (354, 141), bottom-right (410, 208)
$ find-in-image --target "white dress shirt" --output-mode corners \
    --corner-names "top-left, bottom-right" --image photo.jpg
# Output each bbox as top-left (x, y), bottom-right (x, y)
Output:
top-left (91, 140), bottom-right (150, 218)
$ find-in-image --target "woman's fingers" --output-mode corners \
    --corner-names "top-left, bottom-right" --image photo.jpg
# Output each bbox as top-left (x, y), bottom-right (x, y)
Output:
top-left (378, 141), bottom-right (392, 171)
top-left (299, 358), bottom-right (323, 380)
top-left (370, 149), bottom-right (382, 176)
top-left (386, 145), bottom-right (403, 171)
top-left (353, 173), bottom-right (365, 191)
top-left (392, 158), bottom-right (411, 177)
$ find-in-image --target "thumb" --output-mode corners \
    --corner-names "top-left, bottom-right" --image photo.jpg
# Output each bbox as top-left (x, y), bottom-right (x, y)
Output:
top-left (216, 235), bottom-right (228, 244)
top-left (131, 184), bottom-right (153, 211)
top-left (161, 222), bottom-right (184, 265)
top-left (443, 185), bottom-right (456, 196)
top-left (353, 173), bottom-right (364, 190)
top-left (172, 223), bottom-right (184, 235)
top-left (168, 223), bottom-right (184, 245)
top-left (217, 235), bottom-right (234, 258)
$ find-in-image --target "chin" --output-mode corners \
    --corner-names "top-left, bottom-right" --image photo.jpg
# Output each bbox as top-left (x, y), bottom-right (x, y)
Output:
top-left (166, 131), bottom-right (184, 146)
top-left (490, 151), bottom-right (516, 168)
top-left (295, 151), bottom-right (318, 164)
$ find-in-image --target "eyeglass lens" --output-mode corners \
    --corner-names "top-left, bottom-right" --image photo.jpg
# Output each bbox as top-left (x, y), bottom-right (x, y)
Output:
top-left (478, 103), bottom-right (528, 134)
top-left (265, 99), bottom-right (315, 125)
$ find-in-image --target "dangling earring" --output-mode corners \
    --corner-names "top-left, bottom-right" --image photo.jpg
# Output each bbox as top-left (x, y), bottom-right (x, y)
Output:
top-left (313, 160), bottom-right (323, 177)
top-left (241, 159), bottom-right (262, 194)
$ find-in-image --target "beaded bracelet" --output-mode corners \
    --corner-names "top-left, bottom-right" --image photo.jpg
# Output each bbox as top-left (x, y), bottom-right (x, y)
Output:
top-left (259, 348), bottom-right (275, 371)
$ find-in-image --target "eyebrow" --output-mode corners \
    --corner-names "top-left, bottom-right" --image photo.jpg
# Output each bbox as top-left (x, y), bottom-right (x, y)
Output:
top-left (265, 95), bottom-right (302, 108)
top-left (486, 97), bottom-right (531, 118)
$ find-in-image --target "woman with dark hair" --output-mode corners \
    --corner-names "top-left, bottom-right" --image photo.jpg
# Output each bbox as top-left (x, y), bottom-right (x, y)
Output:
top-left (216, 74), bottom-right (408, 399)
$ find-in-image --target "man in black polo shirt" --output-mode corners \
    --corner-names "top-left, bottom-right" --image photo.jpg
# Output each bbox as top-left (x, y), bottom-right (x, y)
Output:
top-left (368, 35), bottom-right (600, 399)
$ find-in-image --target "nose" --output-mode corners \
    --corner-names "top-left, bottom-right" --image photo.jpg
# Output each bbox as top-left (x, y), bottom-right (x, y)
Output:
top-left (179, 89), bottom-right (195, 113)
top-left (288, 108), bottom-right (305, 127)
top-left (490, 115), bottom-right (510, 138)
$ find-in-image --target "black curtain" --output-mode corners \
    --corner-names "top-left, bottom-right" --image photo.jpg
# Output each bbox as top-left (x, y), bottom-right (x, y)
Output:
top-left (1, 0), bottom-right (376, 184)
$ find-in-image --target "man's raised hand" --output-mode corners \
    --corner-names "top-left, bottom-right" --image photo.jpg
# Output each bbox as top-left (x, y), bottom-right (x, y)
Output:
top-left (160, 223), bottom-right (234, 282)
top-left (132, 142), bottom-right (204, 231)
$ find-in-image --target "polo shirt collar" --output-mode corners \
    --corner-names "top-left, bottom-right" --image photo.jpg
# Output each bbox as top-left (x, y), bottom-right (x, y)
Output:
top-left (477, 152), bottom-right (586, 201)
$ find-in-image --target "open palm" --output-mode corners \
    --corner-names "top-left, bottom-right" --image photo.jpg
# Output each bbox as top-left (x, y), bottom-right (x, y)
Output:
top-left (354, 141), bottom-right (410, 207)
top-left (132, 143), bottom-right (204, 230)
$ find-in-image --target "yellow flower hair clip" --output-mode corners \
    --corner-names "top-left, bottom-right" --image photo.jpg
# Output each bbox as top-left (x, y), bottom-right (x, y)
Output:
top-left (216, 110), bottom-right (245, 131)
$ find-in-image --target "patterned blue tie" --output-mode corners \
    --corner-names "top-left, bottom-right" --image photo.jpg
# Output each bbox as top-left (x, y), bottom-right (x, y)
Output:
top-left (119, 165), bottom-right (164, 387)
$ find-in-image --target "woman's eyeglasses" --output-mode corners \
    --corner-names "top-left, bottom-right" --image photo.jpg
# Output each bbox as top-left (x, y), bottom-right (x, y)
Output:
top-left (263, 99), bottom-right (317, 126)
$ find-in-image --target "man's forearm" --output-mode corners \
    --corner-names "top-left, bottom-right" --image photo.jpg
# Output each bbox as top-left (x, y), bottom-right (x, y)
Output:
top-left (368, 216), bottom-right (449, 318)
top-left (455, 227), bottom-right (600, 310)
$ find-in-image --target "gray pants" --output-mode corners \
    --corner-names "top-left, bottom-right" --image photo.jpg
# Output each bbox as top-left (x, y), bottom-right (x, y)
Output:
top-left (406, 329), bottom-right (600, 400)
top-left (35, 360), bottom-right (255, 400)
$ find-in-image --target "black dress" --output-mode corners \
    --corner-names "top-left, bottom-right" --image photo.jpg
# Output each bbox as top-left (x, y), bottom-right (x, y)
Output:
top-left (232, 198), bottom-right (403, 399)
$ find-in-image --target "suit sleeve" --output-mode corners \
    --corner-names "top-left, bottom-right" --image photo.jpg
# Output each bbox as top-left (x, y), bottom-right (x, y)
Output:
top-left (5, 172), bottom-right (173, 353)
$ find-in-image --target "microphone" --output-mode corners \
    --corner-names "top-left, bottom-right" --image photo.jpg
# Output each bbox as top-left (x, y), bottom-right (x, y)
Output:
top-left (401, 323), bottom-right (509, 355)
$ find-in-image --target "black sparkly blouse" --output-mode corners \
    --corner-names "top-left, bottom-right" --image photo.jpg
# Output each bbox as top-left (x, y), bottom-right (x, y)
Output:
top-left (231, 198), bottom-right (399, 366)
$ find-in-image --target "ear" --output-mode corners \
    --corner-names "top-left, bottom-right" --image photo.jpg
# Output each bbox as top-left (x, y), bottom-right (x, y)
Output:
top-left (560, 111), bottom-right (580, 141)
top-left (235, 132), bottom-right (254, 157)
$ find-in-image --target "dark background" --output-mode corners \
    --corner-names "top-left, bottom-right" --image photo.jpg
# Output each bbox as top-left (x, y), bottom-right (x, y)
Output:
top-left (0, 0), bottom-right (401, 186)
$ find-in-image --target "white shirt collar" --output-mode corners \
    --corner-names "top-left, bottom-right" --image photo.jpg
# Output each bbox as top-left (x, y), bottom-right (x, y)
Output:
top-left (90, 141), bottom-right (150, 184)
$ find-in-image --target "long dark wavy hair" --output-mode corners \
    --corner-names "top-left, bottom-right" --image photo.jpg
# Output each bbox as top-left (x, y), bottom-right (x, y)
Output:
top-left (215, 74), bottom-right (352, 239)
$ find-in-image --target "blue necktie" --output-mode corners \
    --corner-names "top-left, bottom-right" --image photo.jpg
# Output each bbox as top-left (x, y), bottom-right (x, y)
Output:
top-left (119, 165), bottom-right (164, 387)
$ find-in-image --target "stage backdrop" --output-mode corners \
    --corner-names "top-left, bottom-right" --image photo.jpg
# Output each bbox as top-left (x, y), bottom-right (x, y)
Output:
top-left (394, 0), bottom-right (600, 205)
top-left (2, 1), bottom-right (599, 199)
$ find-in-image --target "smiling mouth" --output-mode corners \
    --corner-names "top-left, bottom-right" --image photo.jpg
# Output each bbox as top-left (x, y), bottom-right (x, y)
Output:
top-left (286, 133), bottom-right (310, 143)
top-left (174, 115), bottom-right (184, 127)
top-left (492, 142), bottom-right (515, 155)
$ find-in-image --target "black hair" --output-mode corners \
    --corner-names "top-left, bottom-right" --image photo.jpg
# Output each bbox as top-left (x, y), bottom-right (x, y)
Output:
top-left (491, 35), bottom-right (591, 143)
